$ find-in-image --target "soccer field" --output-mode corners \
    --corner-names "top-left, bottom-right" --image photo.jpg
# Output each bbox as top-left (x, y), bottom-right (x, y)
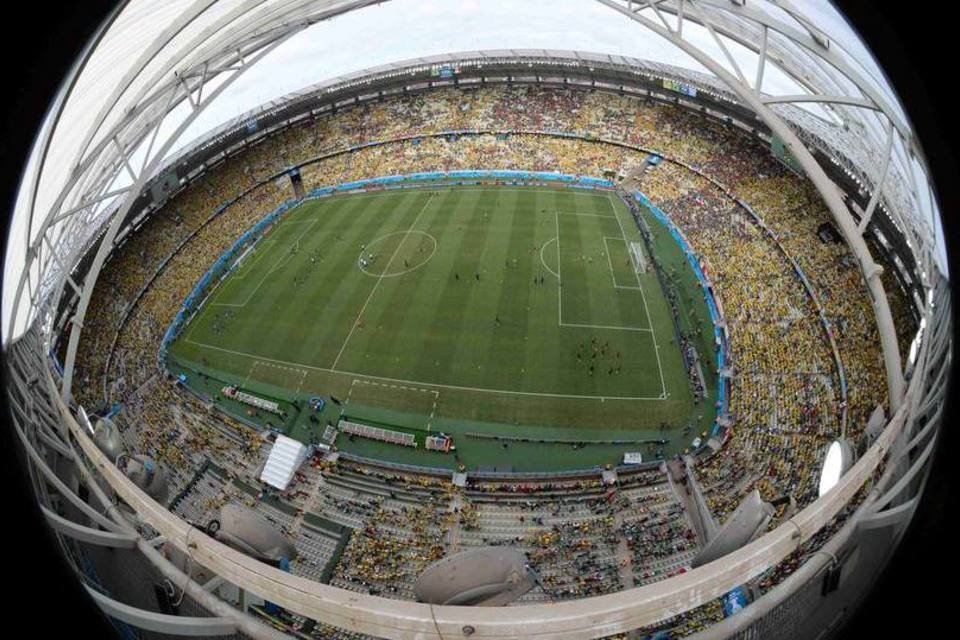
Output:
top-left (169, 185), bottom-right (716, 470)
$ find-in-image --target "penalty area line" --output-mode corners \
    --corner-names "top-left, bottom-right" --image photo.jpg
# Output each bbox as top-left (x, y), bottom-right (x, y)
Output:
top-left (539, 237), bottom-right (559, 278)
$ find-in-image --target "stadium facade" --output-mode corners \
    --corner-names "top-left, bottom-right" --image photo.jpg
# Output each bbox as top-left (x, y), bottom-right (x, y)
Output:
top-left (2, 2), bottom-right (950, 639)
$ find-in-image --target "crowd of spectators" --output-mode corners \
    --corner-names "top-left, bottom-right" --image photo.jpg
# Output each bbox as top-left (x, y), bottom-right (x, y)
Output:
top-left (330, 501), bottom-right (451, 598)
top-left (67, 84), bottom-right (920, 637)
top-left (640, 165), bottom-right (843, 519)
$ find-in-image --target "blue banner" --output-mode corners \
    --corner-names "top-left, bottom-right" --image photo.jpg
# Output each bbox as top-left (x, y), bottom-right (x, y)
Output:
top-left (723, 586), bottom-right (749, 617)
top-left (635, 192), bottom-right (729, 433)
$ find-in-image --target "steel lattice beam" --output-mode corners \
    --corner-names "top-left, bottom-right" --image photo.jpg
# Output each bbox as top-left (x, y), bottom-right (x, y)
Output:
top-left (597, 0), bottom-right (906, 408)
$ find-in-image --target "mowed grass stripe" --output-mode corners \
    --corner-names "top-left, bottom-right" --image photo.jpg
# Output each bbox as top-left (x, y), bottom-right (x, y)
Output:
top-left (449, 190), bottom-right (504, 385)
top-left (200, 192), bottom-right (426, 364)
top-left (564, 191), bottom-right (657, 395)
top-left (279, 197), bottom-right (375, 357)
top-left (562, 213), bottom-right (650, 331)
top-left (605, 237), bottom-right (641, 289)
top-left (187, 201), bottom-right (337, 345)
top-left (600, 219), bottom-right (652, 331)
top-left (296, 191), bottom-right (426, 365)
top-left (338, 189), bottom-right (458, 376)
top-left (411, 190), bottom-right (495, 385)
top-left (213, 214), bottom-right (312, 302)
top-left (219, 196), bottom-right (357, 354)
top-left (401, 189), bottom-right (469, 381)
top-left (330, 192), bottom-right (437, 369)
top-left (558, 211), bottom-right (595, 325)
top-left (235, 199), bottom-right (350, 348)
top-left (548, 190), bottom-right (587, 394)
top-left (211, 199), bottom-right (338, 304)
top-left (610, 197), bottom-right (676, 397)
top-left (483, 189), bottom-right (531, 387)
top-left (299, 193), bottom-right (419, 365)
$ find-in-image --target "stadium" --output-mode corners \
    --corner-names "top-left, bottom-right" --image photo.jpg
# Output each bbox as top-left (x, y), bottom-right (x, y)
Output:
top-left (0, 1), bottom-right (951, 639)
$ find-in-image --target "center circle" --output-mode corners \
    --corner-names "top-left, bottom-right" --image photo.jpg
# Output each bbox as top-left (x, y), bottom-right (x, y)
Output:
top-left (358, 230), bottom-right (438, 277)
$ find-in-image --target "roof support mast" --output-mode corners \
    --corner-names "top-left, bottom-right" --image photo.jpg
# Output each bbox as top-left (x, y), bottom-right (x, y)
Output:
top-left (53, 0), bottom-right (388, 400)
top-left (596, 0), bottom-right (906, 412)
top-left (857, 120), bottom-right (896, 234)
top-left (58, 32), bottom-right (300, 400)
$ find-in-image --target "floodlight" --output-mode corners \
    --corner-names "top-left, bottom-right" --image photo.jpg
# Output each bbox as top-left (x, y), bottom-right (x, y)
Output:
top-left (818, 439), bottom-right (854, 497)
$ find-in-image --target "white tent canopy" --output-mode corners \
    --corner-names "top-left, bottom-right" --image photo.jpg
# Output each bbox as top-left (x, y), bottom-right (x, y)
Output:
top-left (260, 434), bottom-right (308, 491)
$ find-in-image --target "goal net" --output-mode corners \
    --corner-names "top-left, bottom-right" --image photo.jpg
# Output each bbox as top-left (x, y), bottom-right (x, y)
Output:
top-left (629, 242), bottom-right (648, 273)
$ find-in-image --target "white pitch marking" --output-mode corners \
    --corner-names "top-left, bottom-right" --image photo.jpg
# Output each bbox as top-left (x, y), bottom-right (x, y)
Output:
top-left (215, 213), bottom-right (322, 308)
top-left (609, 194), bottom-right (666, 397)
top-left (320, 185), bottom-right (594, 207)
top-left (358, 230), bottom-right (438, 278)
top-left (560, 321), bottom-right (654, 333)
top-left (539, 237), bottom-right (559, 278)
top-left (555, 210), bottom-right (617, 219)
top-left (555, 211), bottom-right (563, 327)
top-left (349, 378), bottom-right (440, 430)
top-left (602, 236), bottom-right (634, 289)
top-left (241, 359), bottom-right (309, 395)
top-left (295, 368), bottom-right (308, 395)
top-left (428, 392), bottom-right (439, 431)
top-left (603, 236), bottom-right (642, 290)
top-left (556, 218), bottom-right (647, 331)
top-left (229, 239), bottom-right (276, 282)
top-left (240, 360), bottom-right (260, 388)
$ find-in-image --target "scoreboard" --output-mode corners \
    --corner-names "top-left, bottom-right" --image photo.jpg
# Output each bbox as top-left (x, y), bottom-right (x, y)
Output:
top-left (662, 78), bottom-right (698, 98)
top-left (431, 64), bottom-right (460, 79)
top-left (771, 134), bottom-right (805, 174)
top-left (149, 168), bottom-right (180, 205)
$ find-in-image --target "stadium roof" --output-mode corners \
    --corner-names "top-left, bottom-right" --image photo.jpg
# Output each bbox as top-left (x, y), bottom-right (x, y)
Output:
top-left (3, 0), bottom-right (946, 346)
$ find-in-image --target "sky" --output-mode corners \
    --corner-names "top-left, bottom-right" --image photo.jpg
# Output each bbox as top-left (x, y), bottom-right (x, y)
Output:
top-left (157, 0), bottom-right (841, 159)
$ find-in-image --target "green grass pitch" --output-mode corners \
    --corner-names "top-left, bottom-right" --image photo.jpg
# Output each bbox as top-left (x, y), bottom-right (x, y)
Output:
top-left (168, 185), bottom-right (717, 471)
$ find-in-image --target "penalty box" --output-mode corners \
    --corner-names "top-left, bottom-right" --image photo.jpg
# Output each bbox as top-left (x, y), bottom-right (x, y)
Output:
top-left (556, 211), bottom-right (652, 332)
